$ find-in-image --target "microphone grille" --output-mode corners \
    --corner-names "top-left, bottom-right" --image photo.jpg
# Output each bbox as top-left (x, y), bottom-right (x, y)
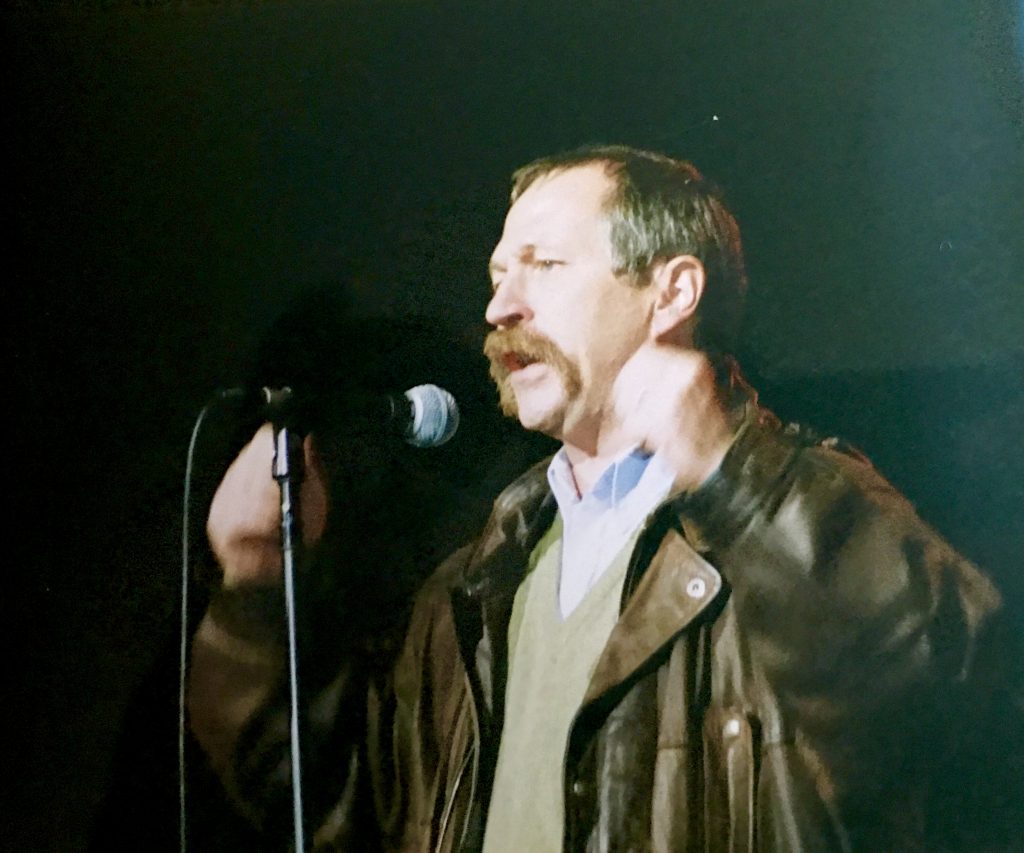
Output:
top-left (404, 384), bottom-right (460, 448)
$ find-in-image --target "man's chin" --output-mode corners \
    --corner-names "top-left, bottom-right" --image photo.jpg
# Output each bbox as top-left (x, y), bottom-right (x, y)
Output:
top-left (511, 398), bottom-right (566, 438)
top-left (493, 373), bottom-right (569, 437)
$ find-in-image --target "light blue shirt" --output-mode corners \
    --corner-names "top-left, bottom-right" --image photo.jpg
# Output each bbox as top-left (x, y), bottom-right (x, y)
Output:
top-left (547, 446), bottom-right (677, 618)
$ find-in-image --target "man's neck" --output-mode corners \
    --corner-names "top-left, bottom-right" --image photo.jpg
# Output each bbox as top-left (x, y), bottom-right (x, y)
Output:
top-left (562, 349), bottom-right (739, 498)
top-left (561, 440), bottom-right (636, 498)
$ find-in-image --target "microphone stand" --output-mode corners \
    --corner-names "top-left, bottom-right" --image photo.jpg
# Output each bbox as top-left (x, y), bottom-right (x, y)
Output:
top-left (271, 412), bottom-right (308, 853)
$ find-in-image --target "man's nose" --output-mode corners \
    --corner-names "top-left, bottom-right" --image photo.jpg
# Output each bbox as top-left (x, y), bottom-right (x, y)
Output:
top-left (485, 276), bottom-right (533, 328)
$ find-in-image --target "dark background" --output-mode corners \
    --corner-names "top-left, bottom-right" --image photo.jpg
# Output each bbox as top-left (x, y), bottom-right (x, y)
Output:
top-left (9, 0), bottom-right (1024, 848)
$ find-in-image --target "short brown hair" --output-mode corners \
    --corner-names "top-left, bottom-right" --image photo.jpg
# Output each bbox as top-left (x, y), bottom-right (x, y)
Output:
top-left (511, 145), bottom-right (747, 356)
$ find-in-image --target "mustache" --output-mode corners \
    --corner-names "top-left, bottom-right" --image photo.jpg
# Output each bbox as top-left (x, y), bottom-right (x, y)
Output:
top-left (483, 327), bottom-right (568, 379)
top-left (483, 327), bottom-right (582, 418)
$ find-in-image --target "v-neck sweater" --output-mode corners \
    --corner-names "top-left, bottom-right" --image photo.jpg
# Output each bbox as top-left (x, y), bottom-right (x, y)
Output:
top-left (482, 515), bottom-right (643, 852)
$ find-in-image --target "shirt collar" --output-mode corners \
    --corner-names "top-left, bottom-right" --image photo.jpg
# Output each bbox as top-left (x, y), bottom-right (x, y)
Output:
top-left (547, 444), bottom-right (666, 512)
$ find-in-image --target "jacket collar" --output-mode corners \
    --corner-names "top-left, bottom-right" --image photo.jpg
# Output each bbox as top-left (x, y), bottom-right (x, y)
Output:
top-left (458, 455), bottom-right (556, 601)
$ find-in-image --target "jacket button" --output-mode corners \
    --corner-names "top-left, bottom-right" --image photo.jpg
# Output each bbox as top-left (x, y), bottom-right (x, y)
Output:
top-left (723, 717), bottom-right (743, 738)
top-left (572, 780), bottom-right (586, 797)
top-left (686, 577), bottom-right (707, 599)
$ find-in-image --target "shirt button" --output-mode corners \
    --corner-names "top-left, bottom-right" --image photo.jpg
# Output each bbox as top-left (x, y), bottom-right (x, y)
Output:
top-left (723, 717), bottom-right (743, 738)
top-left (686, 577), bottom-right (707, 599)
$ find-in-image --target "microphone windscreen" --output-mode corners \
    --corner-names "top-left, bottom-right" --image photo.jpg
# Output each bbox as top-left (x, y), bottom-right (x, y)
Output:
top-left (404, 384), bottom-right (459, 448)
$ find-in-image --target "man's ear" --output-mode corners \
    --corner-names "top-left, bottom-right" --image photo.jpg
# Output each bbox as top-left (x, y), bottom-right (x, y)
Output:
top-left (649, 255), bottom-right (706, 341)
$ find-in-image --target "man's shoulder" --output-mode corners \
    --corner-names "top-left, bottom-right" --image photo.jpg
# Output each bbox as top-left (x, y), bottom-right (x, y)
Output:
top-left (686, 407), bottom-right (898, 546)
top-left (403, 455), bottom-right (558, 635)
top-left (761, 419), bottom-right (962, 565)
top-left (778, 421), bottom-right (914, 519)
top-left (697, 407), bottom-right (1000, 637)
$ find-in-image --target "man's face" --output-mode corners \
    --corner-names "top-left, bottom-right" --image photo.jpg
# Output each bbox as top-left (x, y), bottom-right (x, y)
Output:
top-left (484, 164), bottom-right (654, 449)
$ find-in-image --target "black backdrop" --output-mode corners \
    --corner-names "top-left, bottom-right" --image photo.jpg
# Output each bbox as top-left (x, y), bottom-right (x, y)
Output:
top-left (9, 1), bottom-right (1024, 848)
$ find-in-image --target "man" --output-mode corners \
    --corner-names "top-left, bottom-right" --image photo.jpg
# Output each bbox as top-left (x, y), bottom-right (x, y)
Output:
top-left (190, 146), bottom-right (1018, 851)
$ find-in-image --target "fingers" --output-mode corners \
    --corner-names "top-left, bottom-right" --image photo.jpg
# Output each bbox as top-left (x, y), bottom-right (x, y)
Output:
top-left (207, 424), bottom-right (330, 587)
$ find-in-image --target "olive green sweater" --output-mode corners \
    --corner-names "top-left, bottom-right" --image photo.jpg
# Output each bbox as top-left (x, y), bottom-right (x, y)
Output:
top-left (483, 516), bottom-right (642, 852)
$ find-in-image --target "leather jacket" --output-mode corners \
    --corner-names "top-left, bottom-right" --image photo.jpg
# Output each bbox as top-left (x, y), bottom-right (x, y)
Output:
top-left (189, 399), bottom-right (1016, 852)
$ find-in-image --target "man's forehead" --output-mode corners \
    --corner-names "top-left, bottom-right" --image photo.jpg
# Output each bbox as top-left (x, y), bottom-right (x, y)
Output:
top-left (511, 163), bottom-right (612, 219)
top-left (491, 164), bottom-right (614, 261)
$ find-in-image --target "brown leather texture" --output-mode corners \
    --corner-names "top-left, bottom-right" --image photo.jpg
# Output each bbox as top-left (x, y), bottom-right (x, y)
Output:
top-left (191, 399), bottom-right (1020, 851)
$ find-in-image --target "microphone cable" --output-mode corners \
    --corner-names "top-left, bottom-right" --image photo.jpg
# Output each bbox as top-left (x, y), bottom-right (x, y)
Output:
top-left (177, 396), bottom-right (219, 853)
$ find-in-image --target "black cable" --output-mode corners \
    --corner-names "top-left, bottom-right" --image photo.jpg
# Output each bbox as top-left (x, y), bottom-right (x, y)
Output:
top-left (178, 399), bottom-right (218, 853)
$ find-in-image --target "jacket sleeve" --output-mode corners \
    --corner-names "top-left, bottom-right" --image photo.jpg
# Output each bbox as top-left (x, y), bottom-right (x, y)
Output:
top-left (188, 543), bottom-right (476, 849)
top-left (365, 544), bottom-right (481, 852)
top-left (187, 578), bottom-right (375, 846)
top-left (687, 422), bottom-right (1022, 851)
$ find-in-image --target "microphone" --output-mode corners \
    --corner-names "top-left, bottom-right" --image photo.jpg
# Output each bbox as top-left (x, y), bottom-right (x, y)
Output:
top-left (218, 383), bottom-right (460, 448)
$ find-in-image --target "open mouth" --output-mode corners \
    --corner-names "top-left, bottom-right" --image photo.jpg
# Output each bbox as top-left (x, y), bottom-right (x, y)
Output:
top-left (502, 351), bottom-right (540, 372)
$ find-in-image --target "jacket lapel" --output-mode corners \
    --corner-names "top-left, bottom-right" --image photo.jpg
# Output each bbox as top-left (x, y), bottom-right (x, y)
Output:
top-left (450, 458), bottom-right (556, 723)
top-left (583, 526), bottom-right (723, 706)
